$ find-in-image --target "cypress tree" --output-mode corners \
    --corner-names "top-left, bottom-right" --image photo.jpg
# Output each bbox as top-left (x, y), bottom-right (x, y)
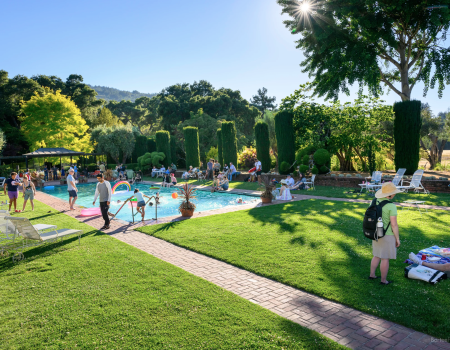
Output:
top-left (275, 110), bottom-right (295, 174)
top-left (217, 128), bottom-right (223, 166)
top-left (147, 137), bottom-right (156, 153)
top-left (221, 121), bottom-right (238, 167)
top-left (183, 126), bottom-right (200, 168)
top-left (170, 136), bottom-right (177, 167)
top-left (155, 130), bottom-right (171, 167)
top-left (254, 121), bottom-right (271, 172)
top-left (394, 100), bottom-right (422, 175)
top-left (132, 135), bottom-right (148, 163)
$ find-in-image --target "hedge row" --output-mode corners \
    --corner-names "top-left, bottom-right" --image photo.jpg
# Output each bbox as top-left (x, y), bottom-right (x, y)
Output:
top-left (156, 131), bottom-right (171, 167)
top-left (184, 126), bottom-right (200, 168)
top-left (221, 121), bottom-right (238, 166)
top-left (254, 121), bottom-right (271, 172)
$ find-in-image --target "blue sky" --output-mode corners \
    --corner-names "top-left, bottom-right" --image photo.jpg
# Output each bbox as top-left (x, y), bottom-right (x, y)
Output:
top-left (1, 0), bottom-right (449, 114)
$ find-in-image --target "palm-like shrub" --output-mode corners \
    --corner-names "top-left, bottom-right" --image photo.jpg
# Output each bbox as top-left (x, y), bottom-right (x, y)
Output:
top-left (259, 175), bottom-right (275, 199)
top-left (178, 183), bottom-right (197, 211)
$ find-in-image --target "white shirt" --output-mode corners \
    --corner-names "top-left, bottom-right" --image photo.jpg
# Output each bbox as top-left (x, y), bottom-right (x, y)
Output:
top-left (287, 177), bottom-right (295, 187)
top-left (160, 167), bottom-right (165, 172)
top-left (135, 192), bottom-right (144, 202)
top-left (67, 174), bottom-right (76, 191)
top-left (255, 161), bottom-right (262, 171)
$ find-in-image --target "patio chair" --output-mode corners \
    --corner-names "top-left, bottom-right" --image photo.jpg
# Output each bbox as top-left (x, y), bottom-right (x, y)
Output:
top-left (6, 216), bottom-right (83, 262)
top-left (396, 170), bottom-right (429, 194)
top-left (304, 174), bottom-right (316, 190)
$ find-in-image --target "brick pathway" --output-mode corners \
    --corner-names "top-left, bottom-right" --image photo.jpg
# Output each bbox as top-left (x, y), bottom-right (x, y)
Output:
top-left (32, 190), bottom-right (449, 350)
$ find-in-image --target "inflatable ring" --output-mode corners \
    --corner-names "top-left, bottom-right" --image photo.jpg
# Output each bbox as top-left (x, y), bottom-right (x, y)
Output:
top-left (150, 187), bottom-right (160, 189)
top-left (43, 186), bottom-right (55, 190)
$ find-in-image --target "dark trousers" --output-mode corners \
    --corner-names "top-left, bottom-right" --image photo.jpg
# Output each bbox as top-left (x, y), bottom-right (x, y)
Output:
top-left (100, 202), bottom-right (110, 226)
top-left (207, 169), bottom-right (213, 180)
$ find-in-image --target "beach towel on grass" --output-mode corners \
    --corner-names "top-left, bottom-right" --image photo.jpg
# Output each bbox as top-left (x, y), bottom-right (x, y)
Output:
top-left (405, 246), bottom-right (450, 265)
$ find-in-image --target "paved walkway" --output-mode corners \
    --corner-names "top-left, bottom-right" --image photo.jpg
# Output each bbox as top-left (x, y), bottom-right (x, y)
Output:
top-left (32, 190), bottom-right (449, 350)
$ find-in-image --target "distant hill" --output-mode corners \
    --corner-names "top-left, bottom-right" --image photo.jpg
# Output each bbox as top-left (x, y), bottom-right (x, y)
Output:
top-left (88, 85), bottom-right (157, 102)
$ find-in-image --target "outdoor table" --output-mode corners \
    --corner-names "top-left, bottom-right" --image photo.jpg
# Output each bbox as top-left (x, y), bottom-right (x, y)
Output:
top-left (401, 200), bottom-right (428, 215)
top-left (156, 170), bottom-right (165, 178)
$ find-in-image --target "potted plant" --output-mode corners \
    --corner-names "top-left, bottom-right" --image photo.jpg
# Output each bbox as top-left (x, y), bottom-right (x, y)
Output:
top-left (178, 183), bottom-right (197, 217)
top-left (104, 169), bottom-right (113, 181)
top-left (260, 175), bottom-right (274, 204)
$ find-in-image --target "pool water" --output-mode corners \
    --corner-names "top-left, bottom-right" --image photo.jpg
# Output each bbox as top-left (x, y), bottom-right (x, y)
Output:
top-left (41, 182), bottom-right (260, 223)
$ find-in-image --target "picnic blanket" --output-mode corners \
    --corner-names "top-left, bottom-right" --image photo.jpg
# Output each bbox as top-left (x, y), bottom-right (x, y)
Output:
top-left (405, 246), bottom-right (450, 265)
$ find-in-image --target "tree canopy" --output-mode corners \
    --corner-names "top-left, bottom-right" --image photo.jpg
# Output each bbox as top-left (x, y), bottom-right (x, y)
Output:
top-left (278, 0), bottom-right (450, 101)
top-left (91, 124), bottom-right (139, 164)
top-left (20, 89), bottom-right (92, 153)
top-left (250, 87), bottom-right (277, 117)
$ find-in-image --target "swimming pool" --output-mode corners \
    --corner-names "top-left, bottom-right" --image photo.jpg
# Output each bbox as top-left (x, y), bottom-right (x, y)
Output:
top-left (41, 182), bottom-right (260, 223)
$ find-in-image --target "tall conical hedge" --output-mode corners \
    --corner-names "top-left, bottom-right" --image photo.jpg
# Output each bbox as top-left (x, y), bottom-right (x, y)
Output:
top-left (132, 135), bottom-right (148, 163)
top-left (221, 121), bottom-right (238, 167)
top-left (156, 130), bottom-right (171, 167)
top-left (217, 128), bottom-right (223, 166)
top-left (184, 126), bottom-right (200, 168)
top-left (394, 100), bottom-right (422, 175)
top-left (254, 121), bottom-right (271, 172)
top-left (275, 110), bottom-right (295, 174)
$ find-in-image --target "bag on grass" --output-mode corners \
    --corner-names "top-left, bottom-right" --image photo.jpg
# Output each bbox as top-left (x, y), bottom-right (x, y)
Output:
top-left (363, 198), bottom-right (391, 241)
top-left (405, 264), bottom-right (447, 284)
top-left (244, 176), bottom-right (250, 182)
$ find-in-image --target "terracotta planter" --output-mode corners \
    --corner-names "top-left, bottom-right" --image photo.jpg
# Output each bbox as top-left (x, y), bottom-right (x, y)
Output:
top-left (261, 197), bottom-right (272, 204)
top-left (180, 208), bottom-right (195, 217)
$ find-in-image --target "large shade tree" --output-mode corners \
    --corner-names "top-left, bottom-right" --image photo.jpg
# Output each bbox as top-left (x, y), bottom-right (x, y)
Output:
top-left (20, 89), bottom-right (92, 153)
top-left (278, 0), bottom-right (450, 101)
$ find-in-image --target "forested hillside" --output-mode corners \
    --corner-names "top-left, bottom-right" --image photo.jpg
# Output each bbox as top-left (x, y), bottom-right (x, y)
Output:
top-left (88, 85), bottom-right (156, 102)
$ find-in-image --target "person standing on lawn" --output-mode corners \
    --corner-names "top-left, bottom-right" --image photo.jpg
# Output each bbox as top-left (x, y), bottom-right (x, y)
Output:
top-left (22, 176), bottom-right (36, 211)
top-left (255, 158), bottom-right (262, 184)
top-left (67, 168), bottom-right (78, 210)
top-left (3, 172), bottom-right (23, 212)
top-left (99, 162), bottom-right (106, 174)
top-left (93, 173), bottom-right (112, 230)
top-left (207, 159), bottom-right (213, 180)
top-left (369, 182), bottom-right (402, 285)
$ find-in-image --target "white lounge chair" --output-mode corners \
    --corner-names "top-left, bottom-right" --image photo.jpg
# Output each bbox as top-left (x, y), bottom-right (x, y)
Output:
top-left (304, 174), bottom-right (316, 190)
top-left (396, 170), bottom-right (429, 194)
top-left (359, 171), bottom-right (382, 194)
top-left (5, 216), bottom-right (83, 262)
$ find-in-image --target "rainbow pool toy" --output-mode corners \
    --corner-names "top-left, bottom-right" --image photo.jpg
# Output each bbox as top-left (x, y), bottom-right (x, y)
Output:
top-left (112, 181), bottom-right (131, 194)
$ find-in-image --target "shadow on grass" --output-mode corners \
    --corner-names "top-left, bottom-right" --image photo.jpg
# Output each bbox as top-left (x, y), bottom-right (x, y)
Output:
top-left (0, 229), bottom-right (98, 273)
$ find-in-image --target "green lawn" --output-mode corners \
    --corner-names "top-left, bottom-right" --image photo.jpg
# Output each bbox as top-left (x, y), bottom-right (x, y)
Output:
top-left (0, 200), bottom-right (342, 349)
top-left (292, 186), bottom-right (450, 207)
top-left (138, 199), bottom-right (450, 339)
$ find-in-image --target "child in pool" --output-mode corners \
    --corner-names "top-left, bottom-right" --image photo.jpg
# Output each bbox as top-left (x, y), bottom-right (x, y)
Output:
top-left (133, 189), bottom-right (151, 221)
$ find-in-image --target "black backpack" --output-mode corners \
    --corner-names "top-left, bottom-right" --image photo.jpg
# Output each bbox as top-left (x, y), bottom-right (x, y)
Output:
top-left (363, 198), bottom-right (391, 241)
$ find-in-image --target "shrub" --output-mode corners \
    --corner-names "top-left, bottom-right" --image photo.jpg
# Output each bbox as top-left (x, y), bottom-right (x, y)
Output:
top-left (293, 170), bottom-right (299, 177)
top-left (156, 131), bottom-right (171, 167)
top-left (311, 166), bottom-right (319, 175)
top-left (275, 110), bottom-right (295, 174)
top-left (87, 163), bottom-right (98, 172)
top-left (320, 165), bottom-right (329, 174)
top-left (125, 163), bottom-right (138, 171)
top-left (313, 149), bottom-right (330, 166)
top-left (216, 129), bottom-right (223, 166)
top-left (270, 155), bottom-right (277, 169)
top-left (184, 126), bottom-right (200, 168)
top-left (302, 155), bottom-right (310, 166)
top-left (221, 121), bottom-right (238, 167)
top-left (279, 161), bottom-right (290, 174)
top-left (299, 165), bottom-right (309, 174)
top-left (254, 121), bottom-right (271, 172)
top-left (206, 146), bottom-right (218, 161)
top-left (297, 145), bottom-right (318, 160)
top-left (238, 147), bottom-right (258, 169)
top-left (138, 152), bottom-right (165, 171)
top-left (394, 100), bottom-right (422, 175)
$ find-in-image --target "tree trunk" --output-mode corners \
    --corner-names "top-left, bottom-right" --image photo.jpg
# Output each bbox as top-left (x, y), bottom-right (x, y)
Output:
top-left (420, 137), bottom-right (438, 170)
top-left (438, 139), bottom-right (448, 164)
top-left (399, 45), bottom-right (411, 101)
top-left (336, 149), bottom-right (355, 171)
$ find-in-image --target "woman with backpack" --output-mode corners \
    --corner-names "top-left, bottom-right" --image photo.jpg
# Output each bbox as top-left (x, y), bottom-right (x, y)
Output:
top-left (369, 182), bottom-right (402, 285)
